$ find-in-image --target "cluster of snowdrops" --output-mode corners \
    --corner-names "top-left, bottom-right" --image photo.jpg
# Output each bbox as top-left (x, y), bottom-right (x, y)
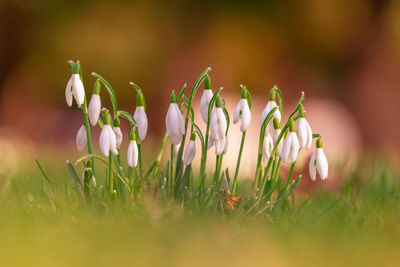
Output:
top-left (65, 60), bottom-right (328, 211)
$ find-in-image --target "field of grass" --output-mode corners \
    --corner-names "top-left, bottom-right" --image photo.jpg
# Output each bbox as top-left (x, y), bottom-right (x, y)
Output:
top-left (0, 153), bottom-right (398, 267)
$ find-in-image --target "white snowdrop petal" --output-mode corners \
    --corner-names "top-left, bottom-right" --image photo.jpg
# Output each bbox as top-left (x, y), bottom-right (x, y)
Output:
top-left (289, 133), bottom-right (300, 162)
top-left (296, 118), bottom-right (307, 148)
top-left (99, 125), bottom-right (111, 157)
top-left (65, 77), bottom-right (73, 107)
top-left (223, 135), bottom-right (229, 155)
top-left (184, 141), bottom-right (196, 165)
top-left (134, 107), bottom-right (148, 141)
top-left (113, 127), bottom-right (123, 149)
top-left (280, 134), bottom-right (292, 163)
top-left (306, 120), bottom-right (313, 150)
top-left (233, 101), bottom-right (241, 124)
top-left (108, 127), bottom-right (119, 155)
top-left (76, 125), bottom-right (87, 151)
top-left (200, 89), bottom-right (213, 123)
top-left (316, 148), bottom-right (329, 180)
top-left (127, 140), bottom-right (138, 167)
top-left (240, 100), bottom-right (251, 132)
top-left (71, 74), bottom-right (85, 107)
top-left (309, 152), bottom-right (317, 181)
top-left (88, 94), bottom-right (101, 126)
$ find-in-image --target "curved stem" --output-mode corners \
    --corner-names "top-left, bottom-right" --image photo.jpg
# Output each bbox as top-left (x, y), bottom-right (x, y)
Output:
top-left (109, 153), bottom-right (114, 197)
top-left (83, 98), bottom-right (95, 176)
top-left (232, 131), bottom-right (246, 194)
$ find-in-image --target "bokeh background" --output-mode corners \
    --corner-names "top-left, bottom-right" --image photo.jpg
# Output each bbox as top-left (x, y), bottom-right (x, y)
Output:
top-left (1, 0), bottom-right (399, 183)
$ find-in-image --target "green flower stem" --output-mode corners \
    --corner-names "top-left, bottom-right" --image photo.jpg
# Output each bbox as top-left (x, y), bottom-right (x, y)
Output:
top-left (109, 152), bottom-right (114, 197)
top-left (257, 157), bottom-right (274, 199)
top-left (199, 121), bottom-right (211, 198)
top-left (232, 131), bottom-right (246, 194)
top-left (214, 155), bottom-right (222, 186)
top-left (138, 143), bottom-right (143, 178)
top-left (284, 162), bottom-right (296, 193)
top-left (169, 144), bottom-right (175, 195)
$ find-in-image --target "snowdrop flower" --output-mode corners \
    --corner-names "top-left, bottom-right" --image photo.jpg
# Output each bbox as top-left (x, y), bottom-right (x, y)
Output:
top-left (309, 138), bottom-right (328, 181)
top-left (166, 91), bottom-right (185, 145)
top-left (88, 80), bottom-right (101, 126)
top-left (233, 87), bottom-right (251, 132)
top-left (272, 118), bottom-right (283, 157)
top-left (127, 130), bottom-right (138, 167)
top-left (184, 133), bottom-right (196, 165)
top-left (260, 87), bottom-right (281, 134)
top-left (133, 91), bottom-right (148, 141)
top-left (65, 61), bottom-right (85, 107)
top-left (99, 111), bottom-right (118, 157)
top-left (113, 117), bottom-right (123, 149)
top-left (200, 75), bottom-right (213, 123)
top-left (210, 96), bottom-right (227, 155)
top-left (76, 124), bottom-right (87, 152)
top-left (281, 119), bottom-right (300, 163)
top-left (296, 105), bottom-right (312, 149)
top-left (262, 134), bottom-right (273, 162)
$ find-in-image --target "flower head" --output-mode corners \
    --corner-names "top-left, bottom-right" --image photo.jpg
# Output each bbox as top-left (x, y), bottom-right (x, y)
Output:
top-left (260, 87), bottom-right (281, 134)
top-left (88, 80), bottom-right (101, 126)
top-left (309, 138), bottom-right (328, 180)
top-left (296, 105), bottom-right (313, 149)
top-left (76, 124), bottom-right (87, 152)
top-left (281, 119), bottom-right (300, 163)
top-left (166, 91), bottom-right (185, 145)
top-left (200, 75), bottom-right (213, 123)
top-left (65, 61), bottom-right (85, 107)
top-left (184, 133), bottom-right (197, 165)
top-left (99, 111), bottom-right (118, 157)
top-left (233, 87), bottom-right (251, 132)
top-left (210, 96), bottom-right (227, 155)
top-left (127, 130), bottom-right (138, 167)
top-left (133, 91), bottom-right (148, 141)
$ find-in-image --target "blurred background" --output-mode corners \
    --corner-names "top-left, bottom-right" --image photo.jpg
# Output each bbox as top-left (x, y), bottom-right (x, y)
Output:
top-left (0, 0), bottom-right (399, 184)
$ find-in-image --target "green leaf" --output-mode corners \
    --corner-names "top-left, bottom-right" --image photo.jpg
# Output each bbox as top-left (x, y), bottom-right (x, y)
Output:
top-left (92, 72), bottom-right (118, 117)
top-left (178, 83), bottom-right (187, 101)
top-left (66, 161), bottom-right (83, 193)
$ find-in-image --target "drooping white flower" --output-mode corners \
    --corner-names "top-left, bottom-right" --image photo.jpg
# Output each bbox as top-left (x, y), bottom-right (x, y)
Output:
top-left (309, 139), bottom-right (328, 180)
top-left (281, 120), bottom-right (300, 163)
top-left (184, 134), bottom-right (196, 165)
top-left (200, 75), bottom-right (213, 123)
top-left (165, 91), bottom-right (185, 145)
top-left (233, 88), bottom-right (251, 132)
top-left (210, 96), bottom-right (227, 155)
top-left (127, 140), bottom-right (138, 167)
top-left (88, 94), bottom-right (101, 126)
top-left (99, 112), bottom-right (118, 157)
top-left (87, 80), bottom-right (101, 126)
top-left (272, 118), bottom-right (283, 157)
top-left (262, 134), bottom-right (274, 162)
top-left (296, 105), bottom-right (312, 149)
top-left (260, 88), bottom-right (281, 134)
top-left (65, 73), bottom-right (85, 107)
top-left (133, 91), bottom-right (148, 141)
top-left (76, 125), bottom-right (87, 152)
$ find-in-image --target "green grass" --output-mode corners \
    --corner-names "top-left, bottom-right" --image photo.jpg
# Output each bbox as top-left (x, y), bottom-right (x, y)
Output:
top-left (0, 154), bottom-right (399, 267)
